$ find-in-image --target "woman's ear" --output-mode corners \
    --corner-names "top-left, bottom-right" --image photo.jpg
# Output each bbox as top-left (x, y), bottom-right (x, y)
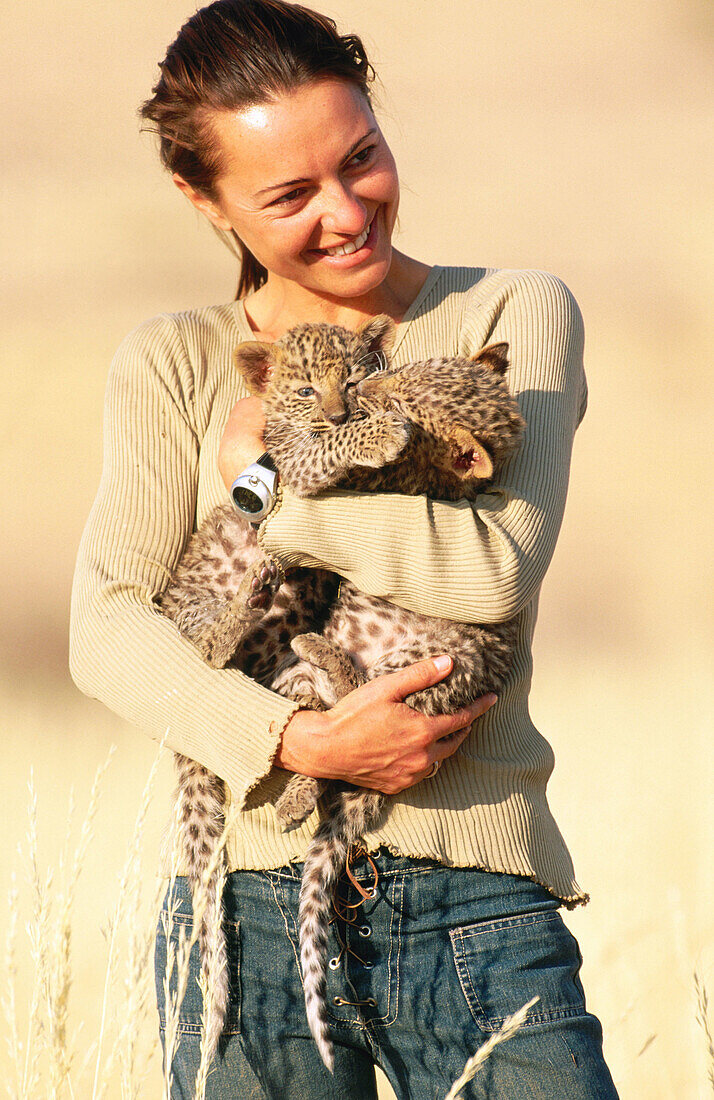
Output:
top-left (172, 174), bottom-right (232, 231)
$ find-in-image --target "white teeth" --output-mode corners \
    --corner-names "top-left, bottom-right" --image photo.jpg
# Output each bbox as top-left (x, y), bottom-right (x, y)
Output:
top-left (321, 220), bottom-right (372, 257)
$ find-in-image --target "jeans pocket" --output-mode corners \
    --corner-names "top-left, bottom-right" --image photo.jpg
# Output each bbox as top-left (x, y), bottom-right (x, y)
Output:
top-left (449, 909), bottom-right (586, 1032)
top-left (155, 904), bottom-right (242, 1036)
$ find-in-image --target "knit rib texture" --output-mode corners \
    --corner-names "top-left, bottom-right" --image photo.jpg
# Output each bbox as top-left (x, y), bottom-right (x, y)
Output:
top-left (70, 266), bottom-right (589, 905)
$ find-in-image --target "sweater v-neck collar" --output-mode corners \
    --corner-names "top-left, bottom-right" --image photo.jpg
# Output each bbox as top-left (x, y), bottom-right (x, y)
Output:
top-left (231, 265), bottom-right (444, 351)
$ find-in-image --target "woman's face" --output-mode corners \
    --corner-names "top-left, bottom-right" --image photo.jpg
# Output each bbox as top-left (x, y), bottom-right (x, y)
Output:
top-left (179, 79), bottom-right (400, 301)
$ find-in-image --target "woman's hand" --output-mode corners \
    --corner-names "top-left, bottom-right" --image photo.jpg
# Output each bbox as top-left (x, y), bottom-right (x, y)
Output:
top-left (275, 655), bottom-right (497, 794)
top-left (218, 396), bottom-right (266, 489)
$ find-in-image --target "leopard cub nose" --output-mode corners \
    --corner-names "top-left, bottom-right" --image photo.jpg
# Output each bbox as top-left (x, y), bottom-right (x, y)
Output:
top-left (326, 410), bottom-right (349, 425)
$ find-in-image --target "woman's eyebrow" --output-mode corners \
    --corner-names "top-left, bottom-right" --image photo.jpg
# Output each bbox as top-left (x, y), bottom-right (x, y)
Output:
top-left (256, 128), bottom-right (378, 197)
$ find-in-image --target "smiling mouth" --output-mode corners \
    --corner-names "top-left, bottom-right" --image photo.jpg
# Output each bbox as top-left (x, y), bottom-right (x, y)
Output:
top-left (314, 215), bottom-right (375, 258)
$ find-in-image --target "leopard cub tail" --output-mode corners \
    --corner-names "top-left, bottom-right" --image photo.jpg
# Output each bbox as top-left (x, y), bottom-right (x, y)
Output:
top-left (174, 754), bottom-right (230, 1064)
top-left (298, 787), bottom-right (384, 1072)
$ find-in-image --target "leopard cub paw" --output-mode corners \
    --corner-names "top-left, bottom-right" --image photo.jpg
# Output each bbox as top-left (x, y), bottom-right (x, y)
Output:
top-left (238, 556), bottom-right (284, 615)
top-left (275, 775), bottom-right (324, 828)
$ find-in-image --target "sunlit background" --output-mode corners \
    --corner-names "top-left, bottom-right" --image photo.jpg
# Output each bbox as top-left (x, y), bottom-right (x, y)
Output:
top-left (2, 0), bottom-right (712, 1095)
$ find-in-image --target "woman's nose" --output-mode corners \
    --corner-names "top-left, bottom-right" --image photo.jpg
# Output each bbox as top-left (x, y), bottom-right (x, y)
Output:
top-left (319, 181), bottom-right (368, 236)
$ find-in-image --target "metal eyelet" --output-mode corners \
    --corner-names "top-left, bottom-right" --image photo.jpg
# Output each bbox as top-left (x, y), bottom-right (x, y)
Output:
top-left (333, 996), bottom-right (344, 1005)
top-left (365, 887), bottom-right (377, 900)
top-left (358, 924), bottom-right (372, 937)
top-left (365, 997), bottom-right (377, 1007)
top-left (362, 959), bottom-right (374, 970)
top-left (328, 956), bottom-right (341, 970)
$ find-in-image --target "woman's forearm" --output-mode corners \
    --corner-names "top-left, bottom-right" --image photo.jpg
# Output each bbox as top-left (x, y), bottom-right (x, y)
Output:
top-left (255, 269), bottom-right (586, 624)
top-left (69, 315), bottom-right (300, 807)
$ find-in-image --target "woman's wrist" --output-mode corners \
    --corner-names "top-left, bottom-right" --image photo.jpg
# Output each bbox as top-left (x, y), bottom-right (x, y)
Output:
top-left (218, 395), bottom-right (267, 490)
top-left (274, 707), bottom-right (331, 777)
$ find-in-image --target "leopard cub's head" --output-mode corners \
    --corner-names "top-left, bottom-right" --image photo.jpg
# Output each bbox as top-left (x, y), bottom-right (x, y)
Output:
top-left (357, 342), bottom-right (524, 485)
top-left (234, 315), bottom-right (395, 429)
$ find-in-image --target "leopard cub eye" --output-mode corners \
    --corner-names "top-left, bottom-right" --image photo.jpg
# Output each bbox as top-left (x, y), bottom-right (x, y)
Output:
top-left (297, 386), bottom-right (315, 397)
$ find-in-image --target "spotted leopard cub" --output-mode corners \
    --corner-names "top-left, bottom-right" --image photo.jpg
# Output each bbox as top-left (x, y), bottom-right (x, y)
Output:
top-left (159, 315), bottom-right (410, 1060)
top-left (160, 316), bottom-right (525, 1070)
top-left (236, 325), bottom-right (525, 1071)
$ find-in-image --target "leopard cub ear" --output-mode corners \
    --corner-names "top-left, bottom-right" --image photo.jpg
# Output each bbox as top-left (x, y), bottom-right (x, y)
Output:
top-left (444, 426), bottom-right (494, 481)
top-left (471, 342), bottom-right (509, 375)
top-left (234, 341), bottom-right (277, 394)
top-left (355, 314), bottom-right (397, 360)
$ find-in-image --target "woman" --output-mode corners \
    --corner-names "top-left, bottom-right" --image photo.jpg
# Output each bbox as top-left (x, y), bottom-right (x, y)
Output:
top-left (70, 1), bottom-right (619, 1096)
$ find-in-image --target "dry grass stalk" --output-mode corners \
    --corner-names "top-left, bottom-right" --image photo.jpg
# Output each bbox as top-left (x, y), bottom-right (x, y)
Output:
top-left (443, 996), bottom-right (540, 1100)
top-left (2, 756), bottom-right (114, 1100)
top-left (3, 744), bottom-right (172, 1100)
top-left (695, 971), bottom-right (714, 1094)
top-left (3, 873), bottom-right (23, 1099)
top-left (52, 753), bottom-right (114, 1098)
top-left (91, 737), bottom-right (168, 1100)
top-left (23, 775), bottom-right (51, 1098)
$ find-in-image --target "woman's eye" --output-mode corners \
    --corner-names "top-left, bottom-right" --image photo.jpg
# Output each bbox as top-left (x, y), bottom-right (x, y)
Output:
top-left (297, 386), bottom-right (315, 397)
top-left (274, 188), bottom-right (305, 206)
top-left (349, 145), bottom-right (376, 168)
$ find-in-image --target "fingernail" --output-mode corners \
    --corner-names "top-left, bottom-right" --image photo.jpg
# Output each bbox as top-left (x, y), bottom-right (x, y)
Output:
top-left (486, 694), bottom-right (498, 707)
top-left (434, 655), bottom-right (452, 672)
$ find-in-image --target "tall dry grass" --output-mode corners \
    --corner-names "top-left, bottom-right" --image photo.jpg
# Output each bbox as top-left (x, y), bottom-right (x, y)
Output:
top-left (2, 747), bottom-right (165, 1099)
top-left (2, 746), bottom-right (539, 1100)
top-left (695, 972), bottom-right (714, 1096)
top-left (443, 997), bottom-right (538, 1100)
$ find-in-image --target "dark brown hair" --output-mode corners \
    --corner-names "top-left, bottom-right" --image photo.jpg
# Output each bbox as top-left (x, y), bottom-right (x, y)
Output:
top-left (140, 0), bottom-right (375, 298)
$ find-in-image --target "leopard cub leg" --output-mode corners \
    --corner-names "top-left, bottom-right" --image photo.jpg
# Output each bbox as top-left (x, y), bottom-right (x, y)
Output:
top-left (290, 633), bottom-right (362, 698)
top-left (275, 770), bottom-right (326, 828)
top-left (193, 556), bottom-right (285, 668)
top-left (271, 640), bottom-right (361, 828)
top-left (237, 555), bottom-right (285, 615)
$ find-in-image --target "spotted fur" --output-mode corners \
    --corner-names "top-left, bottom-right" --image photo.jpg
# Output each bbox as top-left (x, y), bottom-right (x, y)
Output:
top-left (158, 316), bottom-right (409, 1064)
top-left (159, 316), bottom-right (525, 1069)
top-left (287, 343), bottom-right (525, 1071)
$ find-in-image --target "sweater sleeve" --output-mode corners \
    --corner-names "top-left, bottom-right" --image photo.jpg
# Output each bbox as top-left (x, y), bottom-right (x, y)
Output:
top-left (258, 270), bottom-right (587, 624)
top-left (69, 315), bottom-right (300, 806)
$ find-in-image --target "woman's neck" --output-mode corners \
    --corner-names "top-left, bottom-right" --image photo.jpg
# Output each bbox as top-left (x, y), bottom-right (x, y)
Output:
top-left (242, 250), bottom-right (432, 342)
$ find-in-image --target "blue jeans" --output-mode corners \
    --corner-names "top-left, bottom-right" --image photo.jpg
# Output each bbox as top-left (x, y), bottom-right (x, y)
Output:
top-left (155, 850), bottom-right (619, 1099)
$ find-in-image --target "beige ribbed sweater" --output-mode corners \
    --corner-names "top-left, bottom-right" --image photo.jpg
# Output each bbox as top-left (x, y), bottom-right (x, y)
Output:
top-left (70, 265), bottom-right (588, 904)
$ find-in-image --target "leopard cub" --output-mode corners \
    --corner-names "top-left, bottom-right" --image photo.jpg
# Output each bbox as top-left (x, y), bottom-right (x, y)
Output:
top-left (159, 315), bottom-right (410, 1060)
top-left (160, 314), bottom-right (525, 1070)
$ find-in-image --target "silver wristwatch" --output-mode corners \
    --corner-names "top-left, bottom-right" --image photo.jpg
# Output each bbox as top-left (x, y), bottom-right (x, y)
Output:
top-left (230, 452), bottom-right (279, 524)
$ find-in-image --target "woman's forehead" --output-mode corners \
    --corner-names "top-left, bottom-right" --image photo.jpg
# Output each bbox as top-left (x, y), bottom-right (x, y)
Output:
top-left (209, 79), bottom-right (375, 192)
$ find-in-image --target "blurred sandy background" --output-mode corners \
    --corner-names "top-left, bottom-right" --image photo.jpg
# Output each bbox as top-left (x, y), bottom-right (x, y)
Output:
top-left (2, 0), bottom-right (712, 1095)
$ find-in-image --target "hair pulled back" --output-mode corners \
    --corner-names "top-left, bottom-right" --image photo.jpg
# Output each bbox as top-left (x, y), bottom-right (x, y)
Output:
top-left (140, 0), bottom-right (375, 298)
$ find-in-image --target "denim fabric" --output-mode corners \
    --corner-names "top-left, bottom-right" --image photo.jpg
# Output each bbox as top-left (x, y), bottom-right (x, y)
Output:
top-left (155, 851), bottom-right (619, 1099)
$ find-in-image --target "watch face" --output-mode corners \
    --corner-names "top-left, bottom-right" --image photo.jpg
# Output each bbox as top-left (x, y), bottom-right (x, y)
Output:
top-left (232, 484), bottom-right (262, 513)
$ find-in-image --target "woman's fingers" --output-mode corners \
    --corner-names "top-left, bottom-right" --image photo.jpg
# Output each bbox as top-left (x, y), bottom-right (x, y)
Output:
top-left (371, 652), bottom-right (497, 740)
top-left (430, 724), bottom-right (474, 763)
top-left (427, 694), bottom-right (498, 742)
top-left (379, 654), bottom-right (455, 701)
